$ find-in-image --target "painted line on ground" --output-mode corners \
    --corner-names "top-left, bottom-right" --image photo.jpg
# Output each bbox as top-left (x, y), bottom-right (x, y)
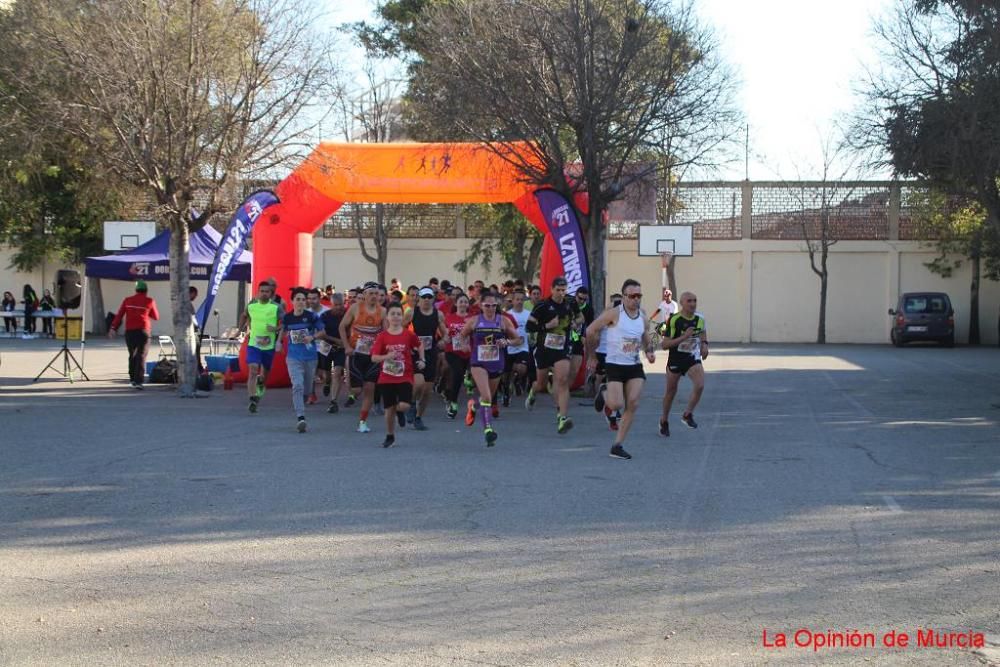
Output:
top-left (882, 495), bottom-right (903, 514)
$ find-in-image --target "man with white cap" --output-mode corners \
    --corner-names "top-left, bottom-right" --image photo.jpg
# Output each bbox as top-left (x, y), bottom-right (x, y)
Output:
top-left (403, 286), bottom-right (448, 430)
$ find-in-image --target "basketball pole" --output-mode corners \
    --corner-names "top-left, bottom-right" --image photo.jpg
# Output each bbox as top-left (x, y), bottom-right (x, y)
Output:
top-left (81, 275), bottom-right (88, 369)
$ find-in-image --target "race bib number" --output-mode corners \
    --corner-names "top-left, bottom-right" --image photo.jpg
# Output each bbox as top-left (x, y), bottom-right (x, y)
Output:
top-left (289, 329), bottom-right (308, 345)
top-left (315, 339), bottom-right (332, 356)
top-left (678, 337), bottom-right (698, 354)
top-left (478, 344), bottom-right (500, 361)
top-left (454, 335), bottom-right (469, 350)
top-left (383, 358), bottom-right (405, 377)
top-left (355, 335), bottom-right (374, 355)
top-left (621, 337), bottom-right (640, 360)
top-left (419, 335), bottom-right (434, 350)
top-left (255, 335), bottom-right (273, 348)
top-left (544, 333), bottom-right (566, 350)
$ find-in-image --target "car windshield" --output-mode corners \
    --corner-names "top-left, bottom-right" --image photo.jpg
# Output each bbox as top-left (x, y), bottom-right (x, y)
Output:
top-left (903, 296), bottom-right (947, 314)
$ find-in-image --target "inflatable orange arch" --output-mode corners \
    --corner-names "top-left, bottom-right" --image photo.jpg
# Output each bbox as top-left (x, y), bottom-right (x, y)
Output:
top-left (243, 141), bottom-right (586, 386)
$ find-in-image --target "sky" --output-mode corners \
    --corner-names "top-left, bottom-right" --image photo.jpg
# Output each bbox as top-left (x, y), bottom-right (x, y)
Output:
top-left (327, 0), bottom-right (895, 181)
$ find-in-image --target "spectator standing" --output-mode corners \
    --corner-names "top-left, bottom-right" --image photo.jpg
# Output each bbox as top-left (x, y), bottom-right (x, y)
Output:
top-left (39, 289), bottom-right (56, 336)
top-left (22, 284), bottom-right (39, 334)
top-left (108, 280), bottom-right (159, 389)
top-left (2, 291), bottom-right (16, 334)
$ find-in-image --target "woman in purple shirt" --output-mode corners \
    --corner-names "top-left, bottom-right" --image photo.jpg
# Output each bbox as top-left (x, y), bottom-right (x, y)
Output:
top-left (458, 291), bottom-right (523, 447)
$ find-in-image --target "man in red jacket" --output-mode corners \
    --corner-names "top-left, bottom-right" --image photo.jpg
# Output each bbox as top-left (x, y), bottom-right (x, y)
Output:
top-left (109, 280), bottom-right (160, 389)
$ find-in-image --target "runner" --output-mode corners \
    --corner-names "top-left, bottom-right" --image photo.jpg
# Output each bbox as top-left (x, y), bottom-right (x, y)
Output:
top-left (500, 289), bottom-right (532, 406)
top-left (281, 288), bottom-right (323, 433)
top-left (442, 293), bottom-right (473, 420)
top-left (339, 281), bottom-right (386, 433)
top-left (318, 293), bottom-right (347, 412)
top-left (404, 285), bottom-right (419, 317)
top-left (569, 286), bottom-right (595, 392)
top-left (649, 288), bottom-right (679, 326)
top-left (404, 286), bottom-right (447, 430)
top-left (587, 279), bottom-right (656, 460)
top-left (592, 293), bottom-right (623, 430)
top-left (305, 288), bottom-right (329, 404)
top-left (525, 276), bottom-right (581, 434)
top-left (370, 302), bottom-right (425, 448)
top-left (246, 281), bottom-right (280, 414)
top-left (459, 291), bottom-right (523, 446)
top-left (658, 291), bottom-right (708, 436)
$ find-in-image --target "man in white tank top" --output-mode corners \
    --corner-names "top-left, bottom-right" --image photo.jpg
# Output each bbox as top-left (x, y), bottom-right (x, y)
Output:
top-left (585, 279), bottom-right (656, 460)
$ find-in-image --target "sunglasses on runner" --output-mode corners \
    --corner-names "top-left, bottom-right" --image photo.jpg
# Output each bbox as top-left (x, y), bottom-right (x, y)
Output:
top-left (626, 293), bottom-right (642, 299)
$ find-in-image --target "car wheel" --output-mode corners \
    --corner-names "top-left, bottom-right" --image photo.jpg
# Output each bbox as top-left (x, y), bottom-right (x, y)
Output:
top-left (942, 334), bottom-right (954, 348)
top-left (891, 330), bottom-right (904, 348)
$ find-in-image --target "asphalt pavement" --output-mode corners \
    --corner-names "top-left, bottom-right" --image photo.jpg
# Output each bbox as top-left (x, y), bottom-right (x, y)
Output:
top-left (1, 339), bottom-right (998, 665)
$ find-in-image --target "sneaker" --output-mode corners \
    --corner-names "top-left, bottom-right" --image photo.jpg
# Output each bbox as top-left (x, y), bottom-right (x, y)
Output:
top-left (306, 393), bottom-right (318, 405)
top-left (134, 383), bottom-right (144, 391)
top-left (413, 416), bottom-right (428, 431)
top-left (397, 410), bottom-right (406, 428)
top-left (659, 419), bottom-right (670, 437)
top-left (248, 396), bottom-right (259, 414)
top-left (357, 420), bottom-right (371, 433)
top-left (327, 400), bottom-right (339, 414)
top-left (525, 388), bottom-right (536, 411)
top-left (682, 412), bottom-right (698, 429)
top-left (609, 417), bottom-right (619, 432)
top-left (484, 427), bottom-right (498, 447)
top-left (557, 415), bottom-right (573, 434)
top-left (609, 444), bottom-right (632, 460)
top-left (296, 417), bottom-right (307, 433)
top-left (381, 435), bottom-right (396, 448)
top-left (465, 399), bottom-right (477, 426)
top-left (322, 383), bottom-right (331, 397)
top-left (446, 403), bottom-right (458, 420)
top-left (345, 394), bottom-right (357, 408)
top-left (594, 384), bottom-right (606, 412)
top-left (406, 405), bottom-right (416, 424)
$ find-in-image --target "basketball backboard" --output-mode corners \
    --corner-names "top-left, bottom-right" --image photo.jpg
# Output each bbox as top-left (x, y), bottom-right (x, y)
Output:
top-left (104, 221), bottom-right (155, 251)
top-left (638, 225), bottom-right (693, 256)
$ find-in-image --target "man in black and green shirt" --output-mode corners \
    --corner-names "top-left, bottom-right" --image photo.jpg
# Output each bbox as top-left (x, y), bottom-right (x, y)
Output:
top-left (657, 291), bottom-right (708, 436)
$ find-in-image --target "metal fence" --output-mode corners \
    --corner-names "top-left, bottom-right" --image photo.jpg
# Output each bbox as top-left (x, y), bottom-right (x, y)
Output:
top-left (321, 181), bottom-right (926, 242)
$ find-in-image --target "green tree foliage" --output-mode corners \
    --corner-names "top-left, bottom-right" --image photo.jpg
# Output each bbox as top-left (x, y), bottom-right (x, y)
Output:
top-left (0, 149), bottom-right (121, 272)
top-left (453, 204), bottom-right (543, 284)
top-left (908, 188), bottom-right (1000, 343)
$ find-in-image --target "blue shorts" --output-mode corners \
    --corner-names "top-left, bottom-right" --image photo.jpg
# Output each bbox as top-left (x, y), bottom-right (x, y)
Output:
top-left (247, 346), bottom-right (275, 371)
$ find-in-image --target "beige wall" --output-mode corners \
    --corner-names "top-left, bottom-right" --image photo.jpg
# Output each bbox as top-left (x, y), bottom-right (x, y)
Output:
top-left (5, 239), bottom-right (999, 343)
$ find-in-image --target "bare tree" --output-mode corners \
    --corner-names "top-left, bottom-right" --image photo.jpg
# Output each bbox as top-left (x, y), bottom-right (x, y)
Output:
top-left (0, 0), bottom-right (337, 395)
top-left (408, 0), bottom-right (740, 308)
top-left (336, 63), bottom-right (407, 285)
top-left (779, 134), bottom-right (866, 343)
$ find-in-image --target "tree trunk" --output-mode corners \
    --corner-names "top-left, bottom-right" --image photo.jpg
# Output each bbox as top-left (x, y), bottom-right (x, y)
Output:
top-left (586, 204), bottom-right (606, 313)
top-left (666, 259), bottom-right (678, 299)
top-left (970, 251), bottom-right (981, 345)
top-left (168, 216), bottom-right (197, 396)
top-left (817, 249), bottom-right (828, 344)
top-left (524, 235), bottom-right (544, 285)
top-left (88, 276), bottom-right (106, 334)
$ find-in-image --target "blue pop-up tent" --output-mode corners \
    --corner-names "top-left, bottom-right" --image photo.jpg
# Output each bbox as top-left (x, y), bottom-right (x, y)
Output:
top-left (84, 225), bottom-right (252, 281)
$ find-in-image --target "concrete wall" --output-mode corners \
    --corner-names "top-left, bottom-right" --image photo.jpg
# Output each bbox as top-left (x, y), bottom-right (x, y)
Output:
top-left (5, 239), bottom-right (999, 343)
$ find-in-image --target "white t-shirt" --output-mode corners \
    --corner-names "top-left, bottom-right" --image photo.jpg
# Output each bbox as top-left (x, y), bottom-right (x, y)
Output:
top-left (652, 300), bottom-right (678, 324)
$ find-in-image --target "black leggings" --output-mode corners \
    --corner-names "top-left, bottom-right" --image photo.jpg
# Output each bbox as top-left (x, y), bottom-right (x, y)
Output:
top-left (3, 317), bottom-right (15, 333)
top-left (445, 352), bottom-right (470, 403)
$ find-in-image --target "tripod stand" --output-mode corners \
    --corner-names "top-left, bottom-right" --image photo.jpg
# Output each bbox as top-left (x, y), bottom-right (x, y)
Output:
top-left (34, 314), bottom-right (89, 382)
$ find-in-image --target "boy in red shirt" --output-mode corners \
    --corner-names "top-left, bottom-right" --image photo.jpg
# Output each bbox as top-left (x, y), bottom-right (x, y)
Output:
top-left (370, 302), bottom-right (426, 448)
